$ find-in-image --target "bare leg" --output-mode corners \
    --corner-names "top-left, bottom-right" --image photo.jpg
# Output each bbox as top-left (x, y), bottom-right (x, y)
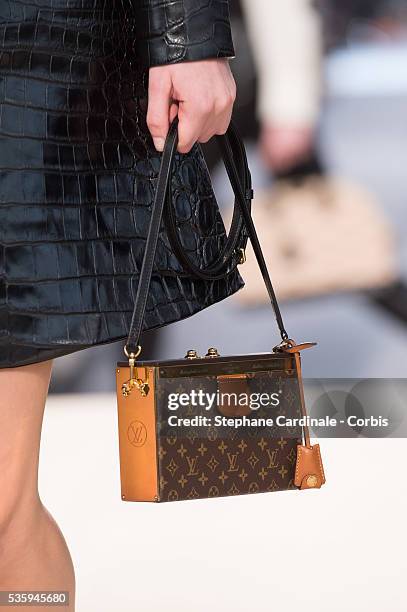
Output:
top-left (0, 360), bottom-right (75, 611)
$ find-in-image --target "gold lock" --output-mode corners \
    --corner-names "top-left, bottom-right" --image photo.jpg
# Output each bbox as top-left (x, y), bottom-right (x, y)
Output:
top-left (122, 367), bottom-right (150, 397)
top-left (205, 347), bottom-right (220, 358)
top-left (121, 346), bottom-right (150, 397)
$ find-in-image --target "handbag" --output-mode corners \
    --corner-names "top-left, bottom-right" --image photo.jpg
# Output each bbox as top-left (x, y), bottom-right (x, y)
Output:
top-left (115, 119), bottom-right (326, 502)
top-left (232, 172), bottom-right (396, 304)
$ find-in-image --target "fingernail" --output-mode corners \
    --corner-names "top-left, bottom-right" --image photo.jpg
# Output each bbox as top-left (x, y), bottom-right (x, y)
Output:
top-left (153, 137), bottom-right (165, 152)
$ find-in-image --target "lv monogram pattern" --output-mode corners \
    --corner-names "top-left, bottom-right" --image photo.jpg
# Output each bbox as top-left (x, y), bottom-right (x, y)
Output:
top-left (158, 436), bottom-right (299, 502)
top-left (156, 370), bottom-right (302, 501)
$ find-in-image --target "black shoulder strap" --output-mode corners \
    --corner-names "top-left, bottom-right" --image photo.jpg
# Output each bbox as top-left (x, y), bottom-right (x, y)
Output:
top-left (125, 118), bottom-right (288, 355)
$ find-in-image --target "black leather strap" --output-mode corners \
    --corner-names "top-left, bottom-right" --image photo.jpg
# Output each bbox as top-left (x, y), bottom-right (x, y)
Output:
top-left (163, 120), bottom-right (250, 281)
top-left (126, 118), bottom-right (288, 354)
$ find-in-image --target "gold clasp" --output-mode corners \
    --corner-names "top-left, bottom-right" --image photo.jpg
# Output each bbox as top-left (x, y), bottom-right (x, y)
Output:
top-left (121, 346), bottom-right (150, 397)
top-left (273, 339), bottom-right (317, 354)
top-left (134, 371), bottom-right (150, 397)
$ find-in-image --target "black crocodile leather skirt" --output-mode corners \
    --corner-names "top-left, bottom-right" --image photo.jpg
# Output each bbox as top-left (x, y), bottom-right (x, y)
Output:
top-left (0, 0), bottom-right (244, 368)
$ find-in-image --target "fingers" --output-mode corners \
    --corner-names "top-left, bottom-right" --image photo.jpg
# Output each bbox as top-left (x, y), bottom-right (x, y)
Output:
top-left (169, 102), bottom-right (179, 124)
top-left (147, 60), bottom-right (237, 154)
top-left (177, 96), bottom-right (211, 154)
top-left (197, 90), bottom-right (235, 143)
top-left (177, 88), bottom-right (235, 153)
top-left (177, 67), bottom-right (236, 153)
top-left (147, 67), bottom-right (173, 152)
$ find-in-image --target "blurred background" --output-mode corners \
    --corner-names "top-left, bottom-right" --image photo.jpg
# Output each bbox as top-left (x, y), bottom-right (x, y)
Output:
top-left (50, 0), bottom-right (407, 392)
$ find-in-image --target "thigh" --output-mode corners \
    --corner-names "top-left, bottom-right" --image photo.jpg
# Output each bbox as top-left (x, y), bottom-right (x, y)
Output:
top-left (0, 361), bottom-right (53, 518)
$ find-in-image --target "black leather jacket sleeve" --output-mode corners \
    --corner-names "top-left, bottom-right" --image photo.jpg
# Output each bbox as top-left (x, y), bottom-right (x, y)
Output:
top-left (134, 0), bottom-right (235, 67)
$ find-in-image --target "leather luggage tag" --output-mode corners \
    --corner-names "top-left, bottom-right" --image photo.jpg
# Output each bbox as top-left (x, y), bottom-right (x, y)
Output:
top-left (294, 444), bottom-right (326, 489)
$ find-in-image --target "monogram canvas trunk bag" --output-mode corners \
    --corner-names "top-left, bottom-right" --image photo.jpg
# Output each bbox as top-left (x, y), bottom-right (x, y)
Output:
top-left (116, 119), bottom-right (326, 502)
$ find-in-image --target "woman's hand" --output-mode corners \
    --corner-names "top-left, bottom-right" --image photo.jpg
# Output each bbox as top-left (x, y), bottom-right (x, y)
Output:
top-left (147, 59), bottom-right (236, 153)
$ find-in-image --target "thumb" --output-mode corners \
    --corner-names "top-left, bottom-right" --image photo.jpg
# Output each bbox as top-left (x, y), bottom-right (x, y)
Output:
top-left (147, 67), bottom-right (172, 152)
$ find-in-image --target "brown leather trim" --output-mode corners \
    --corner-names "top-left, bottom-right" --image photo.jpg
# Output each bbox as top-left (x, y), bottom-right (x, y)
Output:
top-left (281, 342), bottom-right (317, 354)
top-left (217, 373), bottom-right (248, 379)
top-left (116, 365), bottom-right (159, 502)
top-left (280, 341), bottom-right (326, 490)
top-left (293, 351), bottom-right (311, 448)
top-left (294, 444), bottom-right (326, 489)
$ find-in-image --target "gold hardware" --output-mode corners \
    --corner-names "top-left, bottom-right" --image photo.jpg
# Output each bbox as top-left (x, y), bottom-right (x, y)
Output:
top-left (121, 349), bottom-right (150, 397)
top-left (124, 344), bottom-right (142, 359)
top-left (121, 351), bottom-right (136, 397)
top-left (237, 248), bottom-right (246, 264)
top-left (185, 349), bottom-right (199, 359)
top-left (205, 347), bottom-right (220, 358)
top-left (273, 338), bottom-right (296, 352)
top-left (132, 376), bottom-right (150, 397)
top-left (306, 474), bottom-right (318, 488)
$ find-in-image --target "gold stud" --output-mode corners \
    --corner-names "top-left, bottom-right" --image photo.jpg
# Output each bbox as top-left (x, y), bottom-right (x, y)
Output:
top-left (306, 474), bottom-right (318, 488)
top-left (206, 347), bottom-right (219, 358)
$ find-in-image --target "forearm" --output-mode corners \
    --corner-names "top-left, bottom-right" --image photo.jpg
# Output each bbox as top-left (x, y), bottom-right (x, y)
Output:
top-left (241, 0), bottom-right (322, 128)
top-left (134, 0), bottom-right (235, 67)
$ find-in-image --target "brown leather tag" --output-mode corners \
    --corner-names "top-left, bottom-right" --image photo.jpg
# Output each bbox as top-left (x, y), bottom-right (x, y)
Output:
top-left (294, 444), bottom-right (326, 490)
top-left (280, 342), bottom-right (317, 354)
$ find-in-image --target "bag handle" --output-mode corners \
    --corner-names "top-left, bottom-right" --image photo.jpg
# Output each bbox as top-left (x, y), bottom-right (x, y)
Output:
top-left (125, 118), bottom-right (289, 356)
top-left (163, 120), bottom-right (250, 281)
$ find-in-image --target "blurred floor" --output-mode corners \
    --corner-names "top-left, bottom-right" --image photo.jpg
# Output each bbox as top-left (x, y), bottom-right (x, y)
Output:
top-left (40, 393), bottom-right (407, 612)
